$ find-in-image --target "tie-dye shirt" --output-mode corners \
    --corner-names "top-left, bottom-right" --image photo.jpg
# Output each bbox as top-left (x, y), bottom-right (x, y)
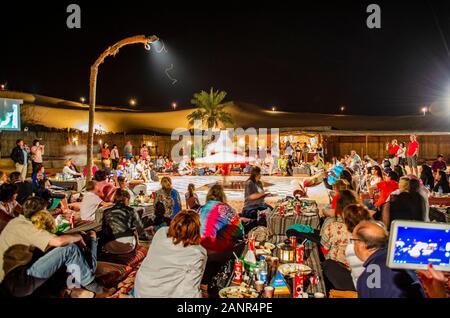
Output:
top-left (199, 200), bottom-right (244, 252)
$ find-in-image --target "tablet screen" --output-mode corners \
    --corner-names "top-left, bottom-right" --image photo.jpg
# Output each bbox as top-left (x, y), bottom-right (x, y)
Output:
top-left (392, 225), bottom-right (450, 267)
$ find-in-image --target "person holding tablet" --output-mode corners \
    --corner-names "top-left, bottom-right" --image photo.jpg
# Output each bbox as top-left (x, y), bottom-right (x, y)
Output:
top-left (352, 220), bottom-right (425, 298)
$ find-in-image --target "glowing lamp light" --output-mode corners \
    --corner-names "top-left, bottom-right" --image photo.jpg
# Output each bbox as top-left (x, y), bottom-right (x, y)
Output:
top-left (422, 107), bottom-right (428, 116)
top-left (80, 97), bottom-right (86, 103)
top-left (171, 102), bottom-right (177, 110)
top-left (272, 107), bottom-right (276, 112)
top-left (187, 140), bottom-right (193, 145)
top-left (0, 84), bottom-right (5, 90)
top-left (340, 106), bottom-right (346, 112)
top-left (129, 99), bottom-right (137, 106)
top-left (238, 138), bottom-right (245, 146)
top-left (99, 139), bottom-right (103, 145)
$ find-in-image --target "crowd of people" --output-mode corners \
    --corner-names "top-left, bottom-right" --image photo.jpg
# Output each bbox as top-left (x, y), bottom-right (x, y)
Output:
top-left (0, 135), bottom-right (448, 299)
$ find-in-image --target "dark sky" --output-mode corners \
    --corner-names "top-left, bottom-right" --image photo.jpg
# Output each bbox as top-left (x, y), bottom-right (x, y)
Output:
top-left (1, 0), bottom-right (450, 115)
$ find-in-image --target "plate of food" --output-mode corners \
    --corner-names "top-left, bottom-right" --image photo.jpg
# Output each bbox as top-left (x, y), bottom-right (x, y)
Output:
top-left (219, 285), bottom-right (259, 298)
top-left (255, 241), bottom-right (276, 250)
top-left (278, 263), bottom-right (312, 278)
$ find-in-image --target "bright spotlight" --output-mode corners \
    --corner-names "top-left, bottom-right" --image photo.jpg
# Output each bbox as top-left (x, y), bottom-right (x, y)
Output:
top-left (129, 98), bottom-right (137, 107)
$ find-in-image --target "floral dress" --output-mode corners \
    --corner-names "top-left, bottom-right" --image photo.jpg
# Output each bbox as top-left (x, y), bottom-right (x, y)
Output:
top-left (320, 216), bottom-right (350, 267)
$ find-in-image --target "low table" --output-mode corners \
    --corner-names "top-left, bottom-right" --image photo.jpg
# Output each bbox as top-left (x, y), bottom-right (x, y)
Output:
top-left (50, 178), bottom-right (86, 192)
top-left (226, 241), bottom-right (326, 297)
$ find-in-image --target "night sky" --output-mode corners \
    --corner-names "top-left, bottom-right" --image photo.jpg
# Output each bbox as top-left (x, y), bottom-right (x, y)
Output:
top-left (1, 0), bottom-right (450, 115)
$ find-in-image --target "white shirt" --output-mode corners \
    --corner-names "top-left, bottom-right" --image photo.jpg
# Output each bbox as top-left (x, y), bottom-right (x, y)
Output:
top-left (63, 166), bottom-right (79, 176)
top-left (134, 227), bottom-right (207, 298)
top-left (80, 191), bottom-right (103, 221)
top-left (345, 242), bottom-right (364, 288)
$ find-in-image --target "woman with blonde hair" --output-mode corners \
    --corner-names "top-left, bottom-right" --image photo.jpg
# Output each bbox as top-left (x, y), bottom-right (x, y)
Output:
top-left (30, 210), bottom-right (56, 233)
top-left (134, 210), bottom-right (207, 298)
top-left (155, 176), bottom-right (182, 219)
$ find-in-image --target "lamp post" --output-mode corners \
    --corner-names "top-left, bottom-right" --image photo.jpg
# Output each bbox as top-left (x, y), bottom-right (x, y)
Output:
top-left (86, 35), bottom-right (159, 180)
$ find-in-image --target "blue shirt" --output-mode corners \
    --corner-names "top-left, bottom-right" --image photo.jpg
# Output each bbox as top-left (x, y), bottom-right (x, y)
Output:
top-left (357, 248), bottom-right (425, 298)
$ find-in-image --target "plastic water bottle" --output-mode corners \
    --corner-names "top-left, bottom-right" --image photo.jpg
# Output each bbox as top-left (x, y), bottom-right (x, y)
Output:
top-left (438, 186), bottom-right (443, 196)
top-left (258, 256), bottom-right (268, 283)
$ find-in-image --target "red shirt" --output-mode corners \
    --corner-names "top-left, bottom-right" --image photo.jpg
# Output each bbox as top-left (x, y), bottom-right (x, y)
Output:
top-left (101, 148), bottom-right (110, 159)
top-left (331, 193), bottom-right (339, 209)
top-left (375, 180), bottom-right (399, 207)
top-left (407, 141), bottom-right (419, 157)
top-left (388, 144), bottom-right (400, 156)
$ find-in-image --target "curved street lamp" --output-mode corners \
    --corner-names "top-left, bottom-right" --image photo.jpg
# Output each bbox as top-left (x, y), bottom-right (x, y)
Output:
top-left (86, 34), bottom-right (159, 179)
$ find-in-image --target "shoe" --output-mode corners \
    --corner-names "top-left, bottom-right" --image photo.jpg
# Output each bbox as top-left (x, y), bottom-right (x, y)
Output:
top-left (83, 280), bottom-right (116, 298)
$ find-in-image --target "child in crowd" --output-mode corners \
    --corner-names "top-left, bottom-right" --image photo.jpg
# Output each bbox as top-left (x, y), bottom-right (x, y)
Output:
top-left (80, 181), bottom-right (113, 221)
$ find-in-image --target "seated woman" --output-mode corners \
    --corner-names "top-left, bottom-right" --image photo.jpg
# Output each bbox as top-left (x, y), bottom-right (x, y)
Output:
top-left (31, 165), bottom-right (47, 186)
top-left (100, 189), bottom-right (149, 255)
top-left (94, 170), bottom-right (116, 202)
top-left (382, 177), bottom-right (425, 228)
top-left (62, 159), bottom-right (82, 178)
top-left (0, 183), bottom-right (22, 233)
top-left (185, 183), bottom-right (201, 210)
top-left (199, 184), bottom-right (244, 253)
top-left (0, 171), bottom-right (8, 186)
top-left (420, 164), bottom-right (434, 190)
top-left (322, 179), bottom-right (350, 218)
top-left (241, 166), bottom-right (272, 232)
top-left (134, 210), bottom-right (207, 298)
top-left (320, 190), bottom-right (360, 291)
top-left (155, 176), bottom-right (182, 219)
top-left (433, 170), bottom-right (450, 194)
top-left (198, 184), bottom-right (244, 293)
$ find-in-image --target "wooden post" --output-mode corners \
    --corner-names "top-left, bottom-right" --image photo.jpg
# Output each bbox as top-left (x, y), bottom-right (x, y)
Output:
top-left (86, 35), bottom-right (159, 180)
top-left (365, 135), bottom-right (368, 157)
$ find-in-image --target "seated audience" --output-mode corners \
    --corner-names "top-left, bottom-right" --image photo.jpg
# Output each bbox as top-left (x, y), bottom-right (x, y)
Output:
top-left (134, 210), bottom-right (207, 298)
top-left (116, 176), bottom-right (135, 203)
top-left (35, 178), bottom-right (70, 214)
top-left (80, 181), bottom-right (112, 221)
top-left (94, 170), bottom-right (115, 202)
top-left (353, 220), bottom-right (425, 298)
top-left (374, 171), bottom-right (399, 209)
top-left (0, 197), bottom-right (114, 297)
top-left (62, 159), bottom-right (82, 178)
top-left (9, 172), bottom-right (34, 205)
top-left (100, 189), bottom-right (149, 254)
top-left (155, 177), bottom-right (182, 219)
top-left (433, 170), bottom-right (450, 194)
top-left (320, 190), bottom-right (359, 290)
top-left (199, 184), bottom-right (244, 253)
top-left (342, 204), bottom-right (372, 289)
top-left (241, 166), bottom-right (272, 231)
top-left (31, 165), bottom-right (47, 186)
top-left (420, 164), bottom-right (434, 190)
top-left (83, 160), bottom-right (98, 178)
top-left (431, 154), bottom-right (447, 173)
top-left (185, 183), bottom-right (201, 210)
top-left (0, 183), bottom-right (21, 233)
top-left (310, 153), bottom-right (325, 175)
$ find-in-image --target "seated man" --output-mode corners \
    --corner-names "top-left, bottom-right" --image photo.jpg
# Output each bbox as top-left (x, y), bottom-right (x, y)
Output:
top-left (9, 172), bottom-right (35, 205)
top-left (0, 197), bottom-right (114, 297)
top-left (100, 189), bottom-right (149, 254)
top-left (353, 220), bottom-right (425, 298)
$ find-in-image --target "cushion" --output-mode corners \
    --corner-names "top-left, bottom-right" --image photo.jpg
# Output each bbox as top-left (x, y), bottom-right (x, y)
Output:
top-left (95, 261), bottom-right (132, 288)
top-left (98, 245), bottom-right (148, 268)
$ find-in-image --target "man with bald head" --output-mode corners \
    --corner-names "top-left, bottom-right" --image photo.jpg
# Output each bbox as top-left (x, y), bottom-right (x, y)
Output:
top-left (352, 220), bottom-right (425, 298)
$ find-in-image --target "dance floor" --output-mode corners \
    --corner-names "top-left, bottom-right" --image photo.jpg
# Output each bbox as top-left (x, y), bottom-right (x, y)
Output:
top-left (146, 175), bottom-right (330, 211)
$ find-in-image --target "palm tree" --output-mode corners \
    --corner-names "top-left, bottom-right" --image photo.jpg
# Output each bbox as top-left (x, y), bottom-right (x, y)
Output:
top-left (187, 87), bottom-right (233, 128)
